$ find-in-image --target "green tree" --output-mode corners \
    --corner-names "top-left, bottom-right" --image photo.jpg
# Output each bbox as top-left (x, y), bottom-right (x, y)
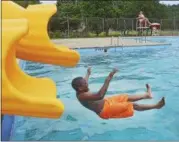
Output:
top-left (49, 0), bottom-right (179, 37)
top-left (50, 2), bottom-right (82, 35)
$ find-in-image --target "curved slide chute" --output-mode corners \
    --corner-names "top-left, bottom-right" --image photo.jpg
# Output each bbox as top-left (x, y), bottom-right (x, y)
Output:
top-left (2, 1), bottom-right (80, 119)
top-left (2, 19), bottom-right (64, 118)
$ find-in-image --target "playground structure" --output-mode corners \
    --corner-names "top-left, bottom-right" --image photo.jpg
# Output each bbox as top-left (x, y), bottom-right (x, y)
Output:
top-left (2, 1), bottom-right (80, 119)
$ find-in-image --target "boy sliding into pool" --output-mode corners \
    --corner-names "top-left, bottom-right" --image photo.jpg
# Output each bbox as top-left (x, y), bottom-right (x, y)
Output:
top-left (71, 67), bottom-right (165, 119)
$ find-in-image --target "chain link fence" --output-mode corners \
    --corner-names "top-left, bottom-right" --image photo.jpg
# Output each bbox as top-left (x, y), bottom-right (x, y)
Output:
top-left (48, 17), bottom-right (179, 38)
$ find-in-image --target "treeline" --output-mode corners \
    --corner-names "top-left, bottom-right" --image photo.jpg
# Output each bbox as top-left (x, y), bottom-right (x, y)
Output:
top-left (13, 0), bottom-right (179, 37)
top-left (56, 0), bottom-right (179, 19)
top-left (13, 0), bottom-right (179, 18)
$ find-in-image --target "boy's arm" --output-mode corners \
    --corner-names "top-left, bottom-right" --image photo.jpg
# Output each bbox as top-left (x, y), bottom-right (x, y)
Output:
top-left (79, 68), bottom-right (118, 101)
top-left (84, 67), bottom-right (91, 83)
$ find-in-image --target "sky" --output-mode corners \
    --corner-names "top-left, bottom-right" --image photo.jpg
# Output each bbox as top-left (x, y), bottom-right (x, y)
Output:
top-left (40, 1), bottom-right (57, 4)
top-left (41, 0), bottom-right (179, 5)
top-left (160, 1), bottom-right (179, 5)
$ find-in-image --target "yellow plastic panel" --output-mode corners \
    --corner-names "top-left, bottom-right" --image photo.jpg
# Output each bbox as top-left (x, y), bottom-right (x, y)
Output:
top-left (2, 1), bottom-right (80, 67)
top-left (2, 19), bottom-right (64, 118)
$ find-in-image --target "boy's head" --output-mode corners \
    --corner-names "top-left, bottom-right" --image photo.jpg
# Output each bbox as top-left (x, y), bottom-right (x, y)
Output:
top-left (71, 77), bottom-right (89, 92)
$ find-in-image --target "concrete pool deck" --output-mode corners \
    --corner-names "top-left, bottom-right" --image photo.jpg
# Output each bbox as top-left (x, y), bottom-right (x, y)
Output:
top-left (52, 37), bottom-right (171, 49)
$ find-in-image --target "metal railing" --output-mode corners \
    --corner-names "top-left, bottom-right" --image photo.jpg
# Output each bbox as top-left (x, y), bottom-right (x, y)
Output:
top-left (48, 17), bottom-right (179, 38)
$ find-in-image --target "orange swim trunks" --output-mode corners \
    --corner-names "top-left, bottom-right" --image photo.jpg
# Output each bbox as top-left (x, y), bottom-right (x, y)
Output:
top-left (99, 94), bottom-right (134, 119)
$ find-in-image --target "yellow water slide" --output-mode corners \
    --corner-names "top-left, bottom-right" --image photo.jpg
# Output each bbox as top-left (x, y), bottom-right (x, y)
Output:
top-left (2, 1), bottom-right (80, 118)
top-left (2, 19), bottom-right (64, 118)
top-left (2, 1), bottom-right (80, 66)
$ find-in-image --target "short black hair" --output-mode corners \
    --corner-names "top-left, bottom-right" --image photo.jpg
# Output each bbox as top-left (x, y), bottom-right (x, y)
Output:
top-left (71, 77), bottom-right (83, 91)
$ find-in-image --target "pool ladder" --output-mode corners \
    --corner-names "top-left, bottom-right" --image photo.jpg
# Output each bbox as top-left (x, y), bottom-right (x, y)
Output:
top-left (95, 36), bottom-right (124, 52)
top-left (110, 36), bottom-right (124, 50)
top-left (135, 36), bottom-right (147, 43)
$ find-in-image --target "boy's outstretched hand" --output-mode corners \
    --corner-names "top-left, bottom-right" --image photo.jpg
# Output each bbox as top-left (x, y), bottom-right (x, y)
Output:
top-left (109, 68), bottom-right (118, 78)
top-left (87, 67), bottom-right (91, 75)
top-left (112, 68), bottom-right (118, 74)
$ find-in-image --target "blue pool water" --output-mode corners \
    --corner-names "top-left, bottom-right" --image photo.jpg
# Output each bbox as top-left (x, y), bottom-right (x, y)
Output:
top-left (12, 37), bottom-right (179, 140)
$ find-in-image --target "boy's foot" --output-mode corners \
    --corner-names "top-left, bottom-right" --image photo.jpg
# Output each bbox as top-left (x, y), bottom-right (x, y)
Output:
top-left (156, 97), bottom-right (165, 109)
top-left (145, 84), bottom-right (153, 99)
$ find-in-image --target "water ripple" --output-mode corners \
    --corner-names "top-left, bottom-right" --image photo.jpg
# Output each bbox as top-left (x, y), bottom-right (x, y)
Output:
top-left (12, 37), bottom-right (179, 141)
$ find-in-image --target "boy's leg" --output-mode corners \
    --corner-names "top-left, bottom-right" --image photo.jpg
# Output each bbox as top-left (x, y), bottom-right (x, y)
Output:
top-left (133, 97), bottom-right (165, 111)
top-left (127, 84), bottom-right (152, 102)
